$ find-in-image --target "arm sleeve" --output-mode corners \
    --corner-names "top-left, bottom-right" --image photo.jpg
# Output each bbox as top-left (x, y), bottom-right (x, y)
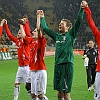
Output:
top-left (0, 26), bottom-right (2, 36)
top-left (23, 21), bottom-right (32, 37)
top-left (84, 7), bottom-right (100, 39)
top-left (38, 35), bottom-right (46, 47)
top-left (40, 17), bottom-right (56, 41)
top-left (83, 50), bottom-right (86, 55)
top-left (69, 8), bottom-right (84, 38)
top-left (4, 24), bottom-right (18, 43)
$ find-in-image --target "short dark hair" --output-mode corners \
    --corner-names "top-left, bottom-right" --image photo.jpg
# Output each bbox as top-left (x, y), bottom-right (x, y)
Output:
top-left (89, 39), bottom-right (94, 42)
top-left (23, 14), bottom-right (28, 18)
top-left (61, 19), bottom-right (72, 30)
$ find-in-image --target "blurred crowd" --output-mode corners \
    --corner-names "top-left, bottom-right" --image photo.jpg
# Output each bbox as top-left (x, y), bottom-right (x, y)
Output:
top-left (0, 0), bottom-right (100, 49)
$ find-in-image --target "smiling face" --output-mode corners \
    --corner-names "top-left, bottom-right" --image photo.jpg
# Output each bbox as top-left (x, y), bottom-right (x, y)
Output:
top-left (59, 21), bottom-right (68, 33)
top-left (59, 19), bottom-right (72, 34)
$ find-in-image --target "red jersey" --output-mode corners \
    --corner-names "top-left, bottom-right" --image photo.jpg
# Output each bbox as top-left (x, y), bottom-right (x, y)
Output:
top-left (0, 26), bottom-right (2, 36)
top-left (24, 36), bottom-right (38, 69)
top-left (4, 24), bottom-right (30, 66)
top-left (30, 35), bottom-right (47, 70)
top-left (84, 7), bottom-right (100, 72)
top-left (23, 21), bottom-right (38, 69)
top-left (23, 21), bottom-right (46, 70)
top-left (23, 21), bottom-right (31, 37)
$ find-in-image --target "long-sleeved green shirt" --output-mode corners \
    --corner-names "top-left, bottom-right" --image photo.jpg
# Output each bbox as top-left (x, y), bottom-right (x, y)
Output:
top-left (41, 8), bottom-right (84, 65)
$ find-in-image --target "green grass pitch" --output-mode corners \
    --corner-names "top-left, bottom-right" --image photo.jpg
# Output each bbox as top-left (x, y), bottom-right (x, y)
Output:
top-left (0, 55), bottom-right (94, 100)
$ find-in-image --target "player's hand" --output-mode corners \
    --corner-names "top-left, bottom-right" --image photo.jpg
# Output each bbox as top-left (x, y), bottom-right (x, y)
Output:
top-left (37, 10), bottom-right (41, 15)
top-left (37, 10), bottom-right (44, 18)
top-left (40, 10), bottom-right (44, 17)
top-left (18, 19), bottom-right (26, 25)
top-left (0, 19), bottom-right (7, 26)
top-left (81, 0), bottom-right (88, 8)
top-left (82, 54), bottom-right (87, 59)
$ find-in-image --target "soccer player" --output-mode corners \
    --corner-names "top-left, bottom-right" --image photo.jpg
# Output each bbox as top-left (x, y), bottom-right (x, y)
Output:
top-left (39, 1), bottom-right (85, 100)
top-left (30, 11), bottom-right (48, 100)
top-left (21, 11), bottom-right (48, 100)
top-left (3, 19), bottom-right (30, 100)
top-left (19, 15), bottom-right (33, 98)
top-left (83, 40), bottom-right (97, 91)
top-left (84, 1), bottom-right (100, 100)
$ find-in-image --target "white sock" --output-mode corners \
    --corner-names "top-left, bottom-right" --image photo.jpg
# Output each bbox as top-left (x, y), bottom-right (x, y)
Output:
top-left (38, 95), bottom-right (48, 100)
top-left (32, 97), bottom-right (37, 100)
top-left (42, 95), bottom-right (48, 100)
top-left (14, 85), bottom-right (20, 100)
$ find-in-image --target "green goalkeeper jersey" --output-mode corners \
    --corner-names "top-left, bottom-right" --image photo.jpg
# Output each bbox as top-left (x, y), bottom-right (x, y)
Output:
top-left (40, 8), bottom-right (84, 65)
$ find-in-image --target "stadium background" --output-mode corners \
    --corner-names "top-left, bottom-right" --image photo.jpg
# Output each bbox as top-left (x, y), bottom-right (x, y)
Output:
top-left (0, 0), bottom-right (99, 53)
top-left (0, 0), bottom-right (97, 99)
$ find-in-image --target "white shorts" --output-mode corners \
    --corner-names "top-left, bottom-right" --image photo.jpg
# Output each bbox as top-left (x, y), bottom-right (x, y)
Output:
top-left (94, 72), bottom-right (100, 100)
top-left (31, 70), bottom-right (47, 95)
top-left (26, 70), bottom-right (31, 83)
top-left (15, 65), bottom-right (30, 84)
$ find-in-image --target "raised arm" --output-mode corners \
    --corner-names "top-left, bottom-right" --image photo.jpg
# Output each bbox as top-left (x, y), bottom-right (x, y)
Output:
top-left (37, 10), bottom-right (43, 38)
top-left (84, 1), bottom-right (100, 38)
top-left (40, 10), bottom-right (56, 41)
top-left (4, 19), bottom-right (18, 43)
top-left (19, 15), bottom-right (32, 37)
top-left (20, 23), bottom-right (33, 44)
top-left (20, 24), bottom-right (26, 38)
top-left (69, 0), bottom-right (84, 38)
top-left (0, 19), bottom-right (5, 36)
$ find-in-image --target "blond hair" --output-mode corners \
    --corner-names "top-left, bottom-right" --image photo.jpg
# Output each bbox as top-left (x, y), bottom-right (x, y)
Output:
top-left (61, 19), bottom-right (72, 30)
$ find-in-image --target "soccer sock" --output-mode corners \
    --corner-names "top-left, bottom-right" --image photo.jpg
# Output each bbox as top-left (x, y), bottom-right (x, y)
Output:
top-left (42, 95), bottom-right (48, 100)
top-left (32, 97), bottom-right (37, 100)
top-left (14, 85), bottom-right (20, 100)
top-left (25, 83), bottom-right (32, 99)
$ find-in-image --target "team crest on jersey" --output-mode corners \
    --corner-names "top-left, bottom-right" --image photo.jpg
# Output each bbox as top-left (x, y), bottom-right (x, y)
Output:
top-left (63, 36), bottom-right (66, 41)
top-left (93, 52), bottom-right (95, 55)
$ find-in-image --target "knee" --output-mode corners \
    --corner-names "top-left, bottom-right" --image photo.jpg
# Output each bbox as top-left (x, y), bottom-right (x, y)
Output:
top-left (38, 94), bottom-right (44, 99)
top-left (14, 83), bottom-right (20, 86)
top-left (31, 94), bottom-right (36, 99)
top-left (64, 93), bottom-right (71, 100)
top-left (57, 91), bottom-right (64, 98)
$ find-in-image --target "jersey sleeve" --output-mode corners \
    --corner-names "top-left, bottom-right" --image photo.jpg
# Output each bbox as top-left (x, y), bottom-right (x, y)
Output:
top-left (38, 35), bottom-right (46, 48)
top-left (23, 21), bottom-right (32, 37)
top-left (38, 35), bottom-right (46, 60)
top-left (83, 50), bottom-right (86, 55)
top-left (0, 26), bottom-right (2, 36)
top-left (69, 8), bottom-right (84, 38)
top-left (4, 24), bottom-right (18, 43)
top-left (40, 17), bottom-right (56, 41)
top-left (84, 7), bottom-right (100, 40)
